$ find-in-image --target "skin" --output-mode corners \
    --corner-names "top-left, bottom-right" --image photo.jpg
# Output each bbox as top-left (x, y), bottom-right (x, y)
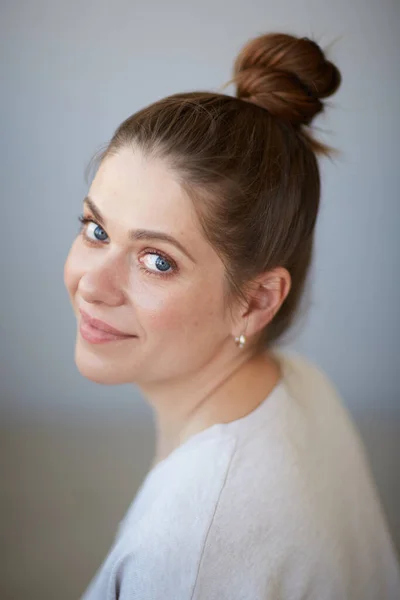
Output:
top-left (64, 146), bottom-right (291, 466)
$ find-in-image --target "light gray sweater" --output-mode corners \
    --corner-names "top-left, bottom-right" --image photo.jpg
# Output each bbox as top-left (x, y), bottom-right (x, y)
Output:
top-left (81, 352), bottom-right (400, 599)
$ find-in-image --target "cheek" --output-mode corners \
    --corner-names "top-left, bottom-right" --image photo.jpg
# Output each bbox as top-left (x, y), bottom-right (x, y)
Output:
top-left (132, 280), bottom-right (222, 335)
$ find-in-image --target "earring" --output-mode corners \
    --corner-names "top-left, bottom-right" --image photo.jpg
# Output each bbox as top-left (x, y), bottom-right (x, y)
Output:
top-left (234, 333), bottom-right (247, 349)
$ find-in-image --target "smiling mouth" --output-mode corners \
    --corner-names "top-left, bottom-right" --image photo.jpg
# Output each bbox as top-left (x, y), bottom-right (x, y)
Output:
top-left (78, 310), bottom-right (137, 345)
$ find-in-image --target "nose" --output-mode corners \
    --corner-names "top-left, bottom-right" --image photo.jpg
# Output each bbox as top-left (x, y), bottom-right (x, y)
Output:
top-left (78, 251), bottom-right (128, 307)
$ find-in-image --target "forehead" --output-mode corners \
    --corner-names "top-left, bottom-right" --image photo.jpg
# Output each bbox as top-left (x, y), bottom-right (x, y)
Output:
top-left (89, 146), bottom-right (199, 235)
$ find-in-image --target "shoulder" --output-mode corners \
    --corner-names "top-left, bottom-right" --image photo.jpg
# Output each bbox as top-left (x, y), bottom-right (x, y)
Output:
top-left (89, 431), bottom-right (239, 600)
top-left (119, 429), bottom-right (238, 540)
top-left (273, 349), bottom-right (367, 454)
top-left (274, 349), bottom-right (344, 406)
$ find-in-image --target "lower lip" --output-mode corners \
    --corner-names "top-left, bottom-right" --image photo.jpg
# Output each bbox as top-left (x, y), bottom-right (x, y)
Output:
top-left (79, 320), bottom-right (136, 344)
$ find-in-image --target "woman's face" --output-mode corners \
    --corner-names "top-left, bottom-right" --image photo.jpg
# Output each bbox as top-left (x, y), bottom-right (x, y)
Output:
top-left (64, 146), bottom-right (236, 385)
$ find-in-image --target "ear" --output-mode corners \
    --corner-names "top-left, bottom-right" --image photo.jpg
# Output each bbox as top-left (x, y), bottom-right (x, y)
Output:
top-left (233, 267), bottom-right (291, 338)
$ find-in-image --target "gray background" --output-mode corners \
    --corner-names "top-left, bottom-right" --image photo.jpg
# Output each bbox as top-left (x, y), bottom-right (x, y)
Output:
top-left (1, 0), bottom-right (399, 598)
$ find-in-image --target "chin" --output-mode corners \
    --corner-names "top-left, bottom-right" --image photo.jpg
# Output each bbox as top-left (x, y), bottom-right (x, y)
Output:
top-left (74, 339), bottom-right (137, 385)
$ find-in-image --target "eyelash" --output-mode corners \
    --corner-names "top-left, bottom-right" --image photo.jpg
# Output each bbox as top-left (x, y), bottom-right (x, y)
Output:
top-left (77, 214), bottom-right (177, 279)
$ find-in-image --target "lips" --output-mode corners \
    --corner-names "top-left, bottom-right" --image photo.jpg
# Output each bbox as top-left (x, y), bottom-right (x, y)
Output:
top-left (78, 309), bottom-right (136, 344)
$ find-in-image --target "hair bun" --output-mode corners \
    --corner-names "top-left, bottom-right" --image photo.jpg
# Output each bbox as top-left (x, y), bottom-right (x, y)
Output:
top-left (233, 33), bottom-right (341, 126)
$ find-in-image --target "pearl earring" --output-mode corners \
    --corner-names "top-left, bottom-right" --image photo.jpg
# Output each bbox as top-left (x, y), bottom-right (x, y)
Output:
top-left (234, 333), bottom-right (247, 348)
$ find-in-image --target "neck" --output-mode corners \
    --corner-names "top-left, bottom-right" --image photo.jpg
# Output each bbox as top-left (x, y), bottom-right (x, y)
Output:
top-left (138, 342), bottom-right (282, 468)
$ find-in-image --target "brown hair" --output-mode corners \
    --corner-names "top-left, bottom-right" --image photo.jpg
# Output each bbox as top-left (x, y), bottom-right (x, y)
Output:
top-left (89, 33), bottom-right (341, 354)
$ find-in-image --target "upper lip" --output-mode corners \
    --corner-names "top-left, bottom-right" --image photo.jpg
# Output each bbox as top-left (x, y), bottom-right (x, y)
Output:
top-left (79, 309), bottom-right (135, 337)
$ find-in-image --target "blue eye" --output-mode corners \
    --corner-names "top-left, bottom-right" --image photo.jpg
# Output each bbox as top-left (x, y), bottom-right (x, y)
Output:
top-left (155, 256), bottom-right (170, 272)
top-left (88, 222), bottom-right (108, 241)
top-left (142, 252), bottom-right (173, 274)
top-left (78, 215), bottom-right (108, 242)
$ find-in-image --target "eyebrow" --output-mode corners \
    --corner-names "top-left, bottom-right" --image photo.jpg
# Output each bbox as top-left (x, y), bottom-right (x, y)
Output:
top-left (83, 196), bottom-right (196, 263)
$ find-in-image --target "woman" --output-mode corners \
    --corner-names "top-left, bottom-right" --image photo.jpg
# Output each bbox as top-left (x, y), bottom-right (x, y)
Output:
top-left (64, 32), bottom-right (400, 599)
